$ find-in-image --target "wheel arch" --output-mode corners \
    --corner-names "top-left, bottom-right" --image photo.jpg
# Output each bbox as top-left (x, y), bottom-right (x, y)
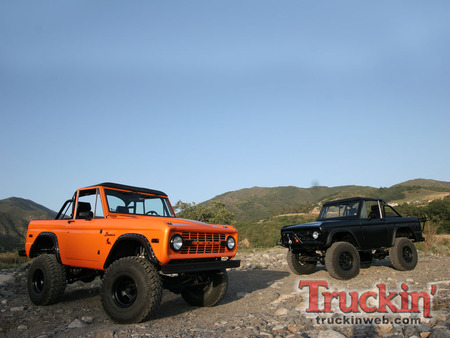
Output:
top-left (103, 233), bottom-right (160, 270)
top-left (326, 231), bottom-right (360, 249)
top-left (390, 227), bottom-right (413, 246)
top-left (29, 232), bottom-right (62, 263)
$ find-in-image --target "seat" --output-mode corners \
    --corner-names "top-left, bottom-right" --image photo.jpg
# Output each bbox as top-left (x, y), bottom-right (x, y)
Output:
top-left (76, 202), bottom-right (93, 219)
top-left (368, 205), bottom-right (380, 219)
top-left (115, 206), bottom-right (129, 214)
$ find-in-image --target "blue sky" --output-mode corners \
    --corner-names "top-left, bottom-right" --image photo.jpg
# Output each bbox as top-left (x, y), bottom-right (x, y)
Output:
top-left (1, 1), bottom-right (449, 211)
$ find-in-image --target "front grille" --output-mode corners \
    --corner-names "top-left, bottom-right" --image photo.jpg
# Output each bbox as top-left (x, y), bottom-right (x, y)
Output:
top-left (180, 232), bottom-right (226, 254)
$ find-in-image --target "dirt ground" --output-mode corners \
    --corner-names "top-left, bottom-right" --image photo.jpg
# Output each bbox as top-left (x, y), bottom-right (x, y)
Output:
top-left (1, 248), bottom-right (449, 337)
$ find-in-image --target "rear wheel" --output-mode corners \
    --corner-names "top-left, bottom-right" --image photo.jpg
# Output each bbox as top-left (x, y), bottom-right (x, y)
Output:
top-left (101, 257), bottom-right (162, 324)
top-left (181, 271), bottom-right (228, 307)
top-left (389, 238), bottom-right (418, 271)
top-left (27, 254), bottom-right (67, 305)
top-left (325, 242), bottom-right (360, 280)
top-left (286, 251), bottom-right (317, 275)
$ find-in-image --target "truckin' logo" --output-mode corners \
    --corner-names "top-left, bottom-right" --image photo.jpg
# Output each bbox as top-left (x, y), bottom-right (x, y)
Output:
top-left (299, 280), bottom-right (437, 318)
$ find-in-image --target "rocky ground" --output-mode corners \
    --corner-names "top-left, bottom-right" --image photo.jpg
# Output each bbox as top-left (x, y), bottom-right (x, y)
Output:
top-left (0, 248), bottom-right (449, 338)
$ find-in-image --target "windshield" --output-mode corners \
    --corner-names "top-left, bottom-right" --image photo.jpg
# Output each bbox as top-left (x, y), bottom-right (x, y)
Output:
top-left (318, 200), bottom-right (360, 220)
top-left (105, 189), bottom-right (175, 217)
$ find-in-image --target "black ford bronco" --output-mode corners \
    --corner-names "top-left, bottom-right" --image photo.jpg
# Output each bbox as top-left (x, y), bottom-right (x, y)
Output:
top-left (279, 197), bottom-right (425, 280)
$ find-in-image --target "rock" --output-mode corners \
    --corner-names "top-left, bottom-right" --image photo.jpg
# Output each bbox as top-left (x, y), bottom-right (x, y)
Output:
top-left (272, 324), bottom-right (285, 333)
top-left (271, 293), bottom-right (297, 304)
top-left (0, 274), bottom-right (14, 283)
top-left (93, 331), bottom-right (115, 338)
top-left (10, 306), bottom-right (25, 312)
top-left (378, 324), bottom-right (393, 334)
top-left (287, 325), bottom-right (299, 333)
top-left (274, 307), bottom-right (288, 316)
top-left (17, 325), bottom-right (28, 330)
top-left (236, 292), bottom-right (249, 298)
top-left (93, 330), bottom-right (114, 338)
top-left (429, 328), bottom-right (450, 338)
top-left (68, 319), bottom-right (87, 329)
top-left (318, 329), bottom-right (346, 338)
top-left (81, 316), bottom-right (94, 324)
top-left (404, 326), bottom-right (420, 337)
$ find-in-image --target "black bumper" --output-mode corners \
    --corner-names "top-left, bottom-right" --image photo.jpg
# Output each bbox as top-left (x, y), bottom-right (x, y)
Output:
top-left (161, 259), bottom-right (241, 274)
top-left (279, 232), bottom-right (324, 250)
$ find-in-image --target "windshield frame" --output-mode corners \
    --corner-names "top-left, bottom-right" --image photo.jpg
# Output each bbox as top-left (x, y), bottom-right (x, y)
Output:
top-left (104, 188), bottom-right (175, 217)
top-left (317, 200), bottom-right (361, 220)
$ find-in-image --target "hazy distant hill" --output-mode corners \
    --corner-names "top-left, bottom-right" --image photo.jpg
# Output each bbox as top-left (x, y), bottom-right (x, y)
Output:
top-left (0, 197), bottom-right (56, 252)
top-left (207, 179), bottom-right (450, 222)
top-left (1, 179), bottom-right (449, 252)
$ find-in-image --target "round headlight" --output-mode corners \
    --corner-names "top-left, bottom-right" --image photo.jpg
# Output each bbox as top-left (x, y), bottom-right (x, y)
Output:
top-left (312, 231), bottom-right (320, 240)
top-left (227, 236), bottom-right (235, 250)
top-left (170, 234), bottom-right (183, 251)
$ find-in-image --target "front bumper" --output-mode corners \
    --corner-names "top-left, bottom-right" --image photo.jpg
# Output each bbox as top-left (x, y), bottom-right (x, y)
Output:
top-left (279, 231), bottom-right (323, 250)
top-left (161, 259), bottom-right (241, 274)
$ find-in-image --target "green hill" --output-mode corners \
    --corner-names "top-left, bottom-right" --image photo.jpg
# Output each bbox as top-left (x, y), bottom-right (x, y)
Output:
top-left (1, 179), bottom-right (449, 251)
top-left (200, 179), bottom-right (450, 247)
top-left (0, 197), bottom-right (56, 252)
top-left (207, 179), bottom-right (450, 223)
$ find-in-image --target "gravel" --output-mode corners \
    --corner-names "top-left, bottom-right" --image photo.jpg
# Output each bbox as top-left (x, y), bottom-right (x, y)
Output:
top-left (0, 247), bottom-right (449, 337)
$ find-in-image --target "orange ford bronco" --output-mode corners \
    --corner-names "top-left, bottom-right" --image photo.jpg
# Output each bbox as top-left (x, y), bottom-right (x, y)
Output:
top-left (21, 183), bottom-right (240, 323)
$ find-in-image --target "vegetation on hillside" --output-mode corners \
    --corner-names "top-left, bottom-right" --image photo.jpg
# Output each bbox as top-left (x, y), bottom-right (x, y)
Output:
top-left (1, 179), bottom-right (449, 252)
top-left (174, 200), bottom-right (236, 225)
top-left (208, 181), bottom-right (450, 224)
top-left (397, 196), bottom-right (450, 233)
top-left (0, 197), bottom-right (56, 253)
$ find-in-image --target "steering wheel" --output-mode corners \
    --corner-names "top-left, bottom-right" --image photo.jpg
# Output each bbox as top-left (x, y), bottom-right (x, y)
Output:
top-left (146, 210), bottom-right (158, 215)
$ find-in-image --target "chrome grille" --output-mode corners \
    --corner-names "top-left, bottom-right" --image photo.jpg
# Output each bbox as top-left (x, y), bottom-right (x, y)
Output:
top-left (180, 232), bottom-right (226, 254)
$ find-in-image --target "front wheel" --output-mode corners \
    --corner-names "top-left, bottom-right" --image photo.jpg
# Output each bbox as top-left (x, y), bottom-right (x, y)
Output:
top-left (101, 257), bottom-right (163, 324)
top-left (325, 242), bottom-right (360, 280)
top-left (389, 238), bottom-right (418, 271)
top-left (27, 254), bottom-right (67, 305)
top-left (286, 251), bottom-right (317, 275)
top-left (181, 271), bottom-right (228, 307)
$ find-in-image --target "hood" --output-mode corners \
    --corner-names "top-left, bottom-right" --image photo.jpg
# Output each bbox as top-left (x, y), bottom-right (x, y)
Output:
top-left (169, 218), bottom-right (236, 232)
top-left (281, 220), bottom-right (339, 231)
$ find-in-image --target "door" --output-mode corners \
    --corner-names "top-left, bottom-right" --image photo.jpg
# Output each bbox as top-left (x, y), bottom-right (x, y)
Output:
top-left (64, 188), bottom-right (105, 269)
top-left (360, 200), bottom-right (389, 249)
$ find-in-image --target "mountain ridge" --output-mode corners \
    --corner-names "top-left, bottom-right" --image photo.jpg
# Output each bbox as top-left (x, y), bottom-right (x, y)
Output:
top-left (206, 179), bottom-right (450, 222)
top-left (1, 178), bottom-right (449, 251)
top-left (0, 197), bottom-right (56, 252)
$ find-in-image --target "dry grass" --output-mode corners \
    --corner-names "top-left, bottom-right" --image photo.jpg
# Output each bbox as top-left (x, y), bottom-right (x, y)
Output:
top-left (0, 252), bottom-right (30, 269)
top-left (417, 234), bottom-right (450, 256)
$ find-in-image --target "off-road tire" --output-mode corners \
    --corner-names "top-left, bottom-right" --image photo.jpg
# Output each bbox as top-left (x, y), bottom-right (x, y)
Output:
top-left (325, 242), bottom-right (360, 280)
top-left (181, 271), bottom-right (228, 307)
top-left (389, 237), bottom-right (418, 271)
top-left (101, 257), bottom-right (163, 324)
top-left (286, 251), bottom-right (317, 275)
top-left (27, 254), bottom-right (67, 305)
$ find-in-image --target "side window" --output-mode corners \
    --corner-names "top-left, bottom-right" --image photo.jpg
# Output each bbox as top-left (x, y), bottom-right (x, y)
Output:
top-left (76, 189), bottom-right (104, 219)
top-left (365, 200), bottom-right (381, 219)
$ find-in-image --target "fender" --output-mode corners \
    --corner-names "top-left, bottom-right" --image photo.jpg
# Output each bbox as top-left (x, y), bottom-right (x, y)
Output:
top-left (325, 230), bottom-right (361, 249)
top-left (103, 233), bottom-right (160, 269)
top-left (390, 226), bottom-right (414, 246)
top-left (29, 232), bottom-right (62, 263)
